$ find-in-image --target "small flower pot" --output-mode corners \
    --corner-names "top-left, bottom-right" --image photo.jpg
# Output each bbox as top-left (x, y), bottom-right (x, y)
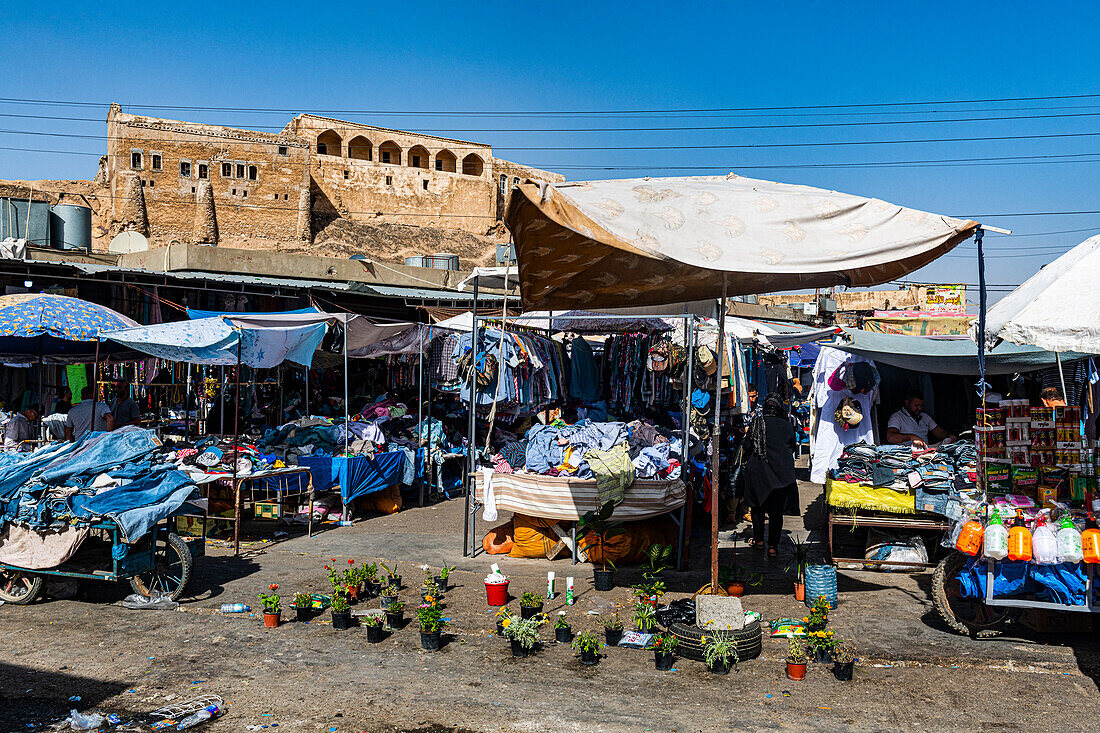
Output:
top-left (654, 651), bottom-right (674, 671)
top-left (496, 619), bottom-right (507, 636)
top-left (793, 582), bottom-right (806, 602)
top-left (263, 611), bottom-right (281, 628)
top-left (331, 610), bottom-right (352, 630)
top-left (510, 639), bottom-right (529, 658)
top-left (725, 582), bottom-right (745, 597)
top-left (787, 661), bottom-right (807, 681)
top-left (520, 603), bottom-right (543, 619)
top-left (485, 580), bottom-right (509, 606)
top-left (579, 649), bottom-right (599, 666)
top-left (294, 607), bottom-right (313, 623)
top-left (387, 575), bottom-right (402, 590)
top-left (555, 626), bottom-right (573, 643)
top-left (832, 661), bottom-right (854, 681)
top-left (593, 568), bottom-right (615, 591)
top-left (365, 625), bottom-right (385, 643)
top-left (708, 657), bottom-right (733, 675)
top-left (365, 581), bottom-right (381, 598)
top-left (385, 611), bottom-right (404, 629)
top-left (813, 647), bottom-right (831, 664)
top-left (380, 595), bottom-right (397, 611)
top-left (604, 628), bottom-right (623, 647)
top-left (435, 575), bottom-right (447, 591)
top-left (420, 630), bottom-right (441, 651)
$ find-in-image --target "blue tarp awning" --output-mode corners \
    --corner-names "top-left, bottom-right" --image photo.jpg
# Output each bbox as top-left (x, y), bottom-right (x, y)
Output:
top-left (186, 307), bottom-right (321, 320)
top-left (833, 328), bottom-right (1091, 375)
top-left (298, 453), bottom-right (407, 503)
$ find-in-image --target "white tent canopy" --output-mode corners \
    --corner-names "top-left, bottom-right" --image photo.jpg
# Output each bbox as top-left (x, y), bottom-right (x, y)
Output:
top-left (506, 174), bottom-right (979, 310)
top-left (974, 234), bottom-right (1100, 354)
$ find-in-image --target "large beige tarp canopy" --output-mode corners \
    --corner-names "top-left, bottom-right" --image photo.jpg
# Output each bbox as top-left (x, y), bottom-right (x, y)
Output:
top-left (506, 174), bottom-right (979, 310)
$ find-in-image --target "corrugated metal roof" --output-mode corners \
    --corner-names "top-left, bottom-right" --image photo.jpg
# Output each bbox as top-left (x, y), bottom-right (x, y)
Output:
top-left (67, 262), bottom-right (350, 290)
top-left (354, 283), bottom-right (505, 301)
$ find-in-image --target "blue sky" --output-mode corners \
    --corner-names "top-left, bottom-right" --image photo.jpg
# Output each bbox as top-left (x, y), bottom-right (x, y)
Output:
top-left (4, 1), bottom-right (1100, 300)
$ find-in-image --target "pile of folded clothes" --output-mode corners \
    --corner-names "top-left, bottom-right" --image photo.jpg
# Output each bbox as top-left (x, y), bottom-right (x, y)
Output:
top-left (0, 427), bottom-right (198, 544)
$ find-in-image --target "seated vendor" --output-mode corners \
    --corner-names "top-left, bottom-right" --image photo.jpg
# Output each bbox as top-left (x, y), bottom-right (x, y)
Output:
top-left (886, 390), bottom-right (955, 449)
top-left (1040, 387), bottom-right (1067, 408)
top-left (3, 404), bottom-right (39, 452)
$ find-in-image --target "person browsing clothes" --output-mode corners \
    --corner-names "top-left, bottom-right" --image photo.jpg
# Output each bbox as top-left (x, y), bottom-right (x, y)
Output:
top-left (886, 389), bottom-right (955, 449)
top-left (742, 394), bottom-right (800, 559)
top-left (64, 386), bottom-right (114, 441)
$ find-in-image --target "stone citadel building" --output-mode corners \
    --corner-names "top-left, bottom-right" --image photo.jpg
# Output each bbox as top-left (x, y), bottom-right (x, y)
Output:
top-left (55, 103), bottom-right (562, 261)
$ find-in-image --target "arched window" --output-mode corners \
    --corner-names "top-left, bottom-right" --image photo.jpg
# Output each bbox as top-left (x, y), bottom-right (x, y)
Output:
top-left (434, 149), bottom-right (457, 172)
top-left (347, 136), bottom-right (373, 161)
top-left (462, 153), bottom-right (484, 176)
top-left (378, 141), bottom-right (402, 165)
top-left (407, 145), bottom-right (430, 169)
top-left (316, 130), bottom-right (343, 157)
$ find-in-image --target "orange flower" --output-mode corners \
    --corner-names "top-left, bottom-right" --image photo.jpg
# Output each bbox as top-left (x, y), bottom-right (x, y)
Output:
top-left (348, 558), bottom-right (355, 564)
top-left (269, 583), bottom-right (279, 591)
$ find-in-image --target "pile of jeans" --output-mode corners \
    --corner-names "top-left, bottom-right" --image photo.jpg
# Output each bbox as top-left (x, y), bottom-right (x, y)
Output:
top-left (0, 428), bottom-right (198, 544)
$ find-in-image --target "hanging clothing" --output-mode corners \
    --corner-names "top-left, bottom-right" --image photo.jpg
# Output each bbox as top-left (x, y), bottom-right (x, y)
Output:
top-left (809, 347), bottom-right (877, 484)
top-left (742, 415), bottom-right (799, 515)
top-left (569, 336), bottom-right (601, 402)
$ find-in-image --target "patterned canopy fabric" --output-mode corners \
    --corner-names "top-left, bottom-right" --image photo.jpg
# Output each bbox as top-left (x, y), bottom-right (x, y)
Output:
top-left (0, 293), bottom-right (137, 341)
top-left (505, 174), bottom-right (979, 310)
top-left (0, 294), bottom-right (138, 363)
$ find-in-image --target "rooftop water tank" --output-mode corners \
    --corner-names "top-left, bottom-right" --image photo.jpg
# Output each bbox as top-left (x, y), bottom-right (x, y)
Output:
top-left (50, 204), bottom-right (92, 251)
top-left (404, 256), bottom-right (427, 267)
top-left (424, 253), bottom-right (459, 271)
top-left (0, 197), bottom-right (51, 247)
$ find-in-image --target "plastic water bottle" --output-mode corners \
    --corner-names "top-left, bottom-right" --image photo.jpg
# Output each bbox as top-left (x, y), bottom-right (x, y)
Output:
top-left (177, 703), bottom-right (222, 729)
top-left (220, 603), bottom-right (250, 613)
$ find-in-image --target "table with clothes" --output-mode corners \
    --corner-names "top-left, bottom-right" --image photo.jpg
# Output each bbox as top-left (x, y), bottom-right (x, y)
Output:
top-left (0, 427), bottom-right (199, 569)
top-left (826, 440), bottom-right (976, 568)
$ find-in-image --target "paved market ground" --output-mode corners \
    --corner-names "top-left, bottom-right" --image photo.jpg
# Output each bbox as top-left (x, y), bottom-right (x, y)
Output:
top-left (4, 473), bottom-right (1100, 732)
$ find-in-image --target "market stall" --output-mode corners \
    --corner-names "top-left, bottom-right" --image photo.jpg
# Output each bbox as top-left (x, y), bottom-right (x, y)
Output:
top-left (506, 172), bottom-right (980, 587)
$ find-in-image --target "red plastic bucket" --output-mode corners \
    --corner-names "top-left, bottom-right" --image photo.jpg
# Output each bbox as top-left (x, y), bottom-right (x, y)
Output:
top-left (485, 580), bottom-right (509, 606)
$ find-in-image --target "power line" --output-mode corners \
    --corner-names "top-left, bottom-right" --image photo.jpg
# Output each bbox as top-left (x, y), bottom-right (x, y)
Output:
top-left (3, 90), bottom-right (1100, 116)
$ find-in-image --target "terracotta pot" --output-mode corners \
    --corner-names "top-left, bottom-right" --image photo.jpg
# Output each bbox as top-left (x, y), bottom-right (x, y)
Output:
top-left (787, 661), bottom-right (807, 681)
top-left (263, 611), bottom-right (281, 628)
top-left (726, 582), bottom-right (745, 597)
top-left (794, 582), bottom-right (806, 602)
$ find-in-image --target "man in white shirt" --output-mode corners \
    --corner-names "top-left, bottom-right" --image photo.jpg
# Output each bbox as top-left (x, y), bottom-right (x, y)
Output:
top-left (64, 386), bottom-right (114, 442)
top-left (3, 405), bottom-right (39, 452)
top-left (886, 390), bottom-right (955, 449)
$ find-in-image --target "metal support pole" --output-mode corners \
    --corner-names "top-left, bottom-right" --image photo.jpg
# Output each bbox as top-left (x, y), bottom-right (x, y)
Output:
top-left (304, 366), bottom-right (310, 417)
top-left (1056, 352), bottom-right (1069, 406)
top-left (343, 327), bottom-right (349, 456)
top-left (677, 314), bottom-right (695, 571)
top-left (463, 276), bottom-right (479, 557)
top-left (89, 339), bottom-right (101, 440)
top-left (417, 325), bottom-right (425, 507)
top-left (975, 227), bottom-right (989, 504)
top-left (711, 277), bottom-right (727, 592)
top-left (219, 365), bottom-right (225, 436)
top-left (232, 337), bottom-right (242, 555)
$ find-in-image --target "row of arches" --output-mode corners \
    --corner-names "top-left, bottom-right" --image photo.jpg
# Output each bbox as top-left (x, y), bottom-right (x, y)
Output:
top-left (314, 130), bottom-right (483, 176)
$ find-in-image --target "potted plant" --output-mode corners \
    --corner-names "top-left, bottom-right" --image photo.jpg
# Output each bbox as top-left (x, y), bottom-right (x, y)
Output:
top-left (362, 612), bottom-right (386, 643)
top-left (553, 611), bottom-right (572, 643)
top-left (502, 615), bottom-right (542, 658)
top-left (631, 600), bottom-right (656, 633)
top-left (786, 638), bottom-right (809, 680)
top-left (363, 562), bottom-right (381, 597)
top-left (343, 559), bottom-right (360, 602)
top-left (702, 632), bottom-right (739, 675)
top-left (784, 537), bottom-right (812, 602)
top-left (602, 612), bottom-right (624, 647)
top-left (494, 607), bottom-right (514, 636)
top-left (380, 583), bottom-right (399, 610)
top-left (437, 561), bottom-right (456, 591)
top-left (637, 543), bottom-right (672, 605)
top-left (831, 641), bottom-right (856, 681)
top-left (292, 592), bottom-right (313, 623)
top-left (652, 631), bottom-right (677, 671)
top-left (804, 595), bottom-right (830, 633)
top-left (416, 601), bottom-right (446, 651)
top-left (580, 501), bottom-right (623, 591)
top-left (385, 600), bottom-right (405, 629)
top-left (381, 560), bottom-right (401, 590)
top-left (330, 590), bottom-right (352, 630)
top-left (571, 630), bottom-right (601, 666)
top-left (717, 563), bottom-right (762, 598)
top-left (258, 584), bottom-right (281, 628)
top-left (805, 628), bottom-right (836, 664)
top-left (519, 592), bottom-right (543, 619)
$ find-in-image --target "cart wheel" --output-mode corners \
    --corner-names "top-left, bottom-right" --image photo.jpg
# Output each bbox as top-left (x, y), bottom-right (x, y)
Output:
top-left (931, 552), bottom-right (1010, 638)
top-left (0, 569), bottom-right (43, 605)
top-left (130, 533), bottom-right (193, 601)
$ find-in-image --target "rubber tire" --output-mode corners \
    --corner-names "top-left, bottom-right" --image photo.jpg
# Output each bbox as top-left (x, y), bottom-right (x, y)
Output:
top-left (931, 552), bottom-right (1010, 638)
top-left (0, 570), bottom-right (42, 605)
top-left (664, 619), bottom-right (763, 662)
top-left (129, 533), bottom-right (193, 600)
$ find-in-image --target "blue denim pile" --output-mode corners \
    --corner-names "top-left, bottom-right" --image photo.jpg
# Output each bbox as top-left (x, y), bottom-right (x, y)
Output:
top-left (0, 427), bottom-right (198, 543)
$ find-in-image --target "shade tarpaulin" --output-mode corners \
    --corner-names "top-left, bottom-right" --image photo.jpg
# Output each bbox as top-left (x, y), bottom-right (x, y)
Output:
top-left (102, 317), bottom-right (327, 368)
top-left (206, 312), bottom-right (416, 357)
top-left (506, 174), bottom-right (979, 310)
top-left (297, 452), bottom-right (407, 503)
top-left (0, 293), bottom-right (139, 364)
top-left (974, 234), bottom-right (1100, 354)
top-left (834, 328), bottom-right (1089, 375)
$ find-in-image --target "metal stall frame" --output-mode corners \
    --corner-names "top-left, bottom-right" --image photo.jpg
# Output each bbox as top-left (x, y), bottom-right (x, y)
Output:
top-left (461, 310), bottom-right (698, 571)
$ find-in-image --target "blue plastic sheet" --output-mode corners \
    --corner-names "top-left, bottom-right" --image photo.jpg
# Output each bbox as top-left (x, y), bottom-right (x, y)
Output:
top-left (955, 557), bottom-right (1088, 606)
top-left (297, 453), bottom-right (407, 503)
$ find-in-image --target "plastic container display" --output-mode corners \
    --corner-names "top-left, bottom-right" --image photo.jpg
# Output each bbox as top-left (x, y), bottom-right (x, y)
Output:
top-left (1007, 517), bottom-right (1033, 562)
top-left (1032, 519), bottom-right (1059, 565)
top-left (955, 519), bottom-right (984, 556)
top-left (983, 509), bottom-right (1009, 561)
top-left (1057, 516), bottom-right (1084, 563)
top-left (1082, 519), bottom-right (1100, 564)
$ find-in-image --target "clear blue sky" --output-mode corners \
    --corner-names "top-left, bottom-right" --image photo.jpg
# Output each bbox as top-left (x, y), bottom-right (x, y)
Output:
top-left (5, 1), bottom-right (1100, 300)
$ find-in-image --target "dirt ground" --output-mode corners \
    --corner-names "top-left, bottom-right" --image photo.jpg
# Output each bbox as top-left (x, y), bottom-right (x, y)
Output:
top-left (4, 477), bottom-right (1100, 733)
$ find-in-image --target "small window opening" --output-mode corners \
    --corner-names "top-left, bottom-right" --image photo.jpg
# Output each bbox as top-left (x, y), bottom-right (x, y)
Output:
top-left (151, 154), bottom-right (162, 171)
top-left (130, 151), bottom-right (142, 169)
top-left (248, 165), bottom-right (257, 181)
top-left (278, 146), bottom-right (288, 155)
top-left (198, 164), bottom-right (208, 179)
top-left (422, 180), bottom-right (428, 190)
top-left (235, 164), bottom-right (245, 178)
top-left (385, 175), bottom-right (393, 186)
top-left (179, 161), bottom-right (192, 177)
top-left (221, 163), bottom-right (232, 177)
